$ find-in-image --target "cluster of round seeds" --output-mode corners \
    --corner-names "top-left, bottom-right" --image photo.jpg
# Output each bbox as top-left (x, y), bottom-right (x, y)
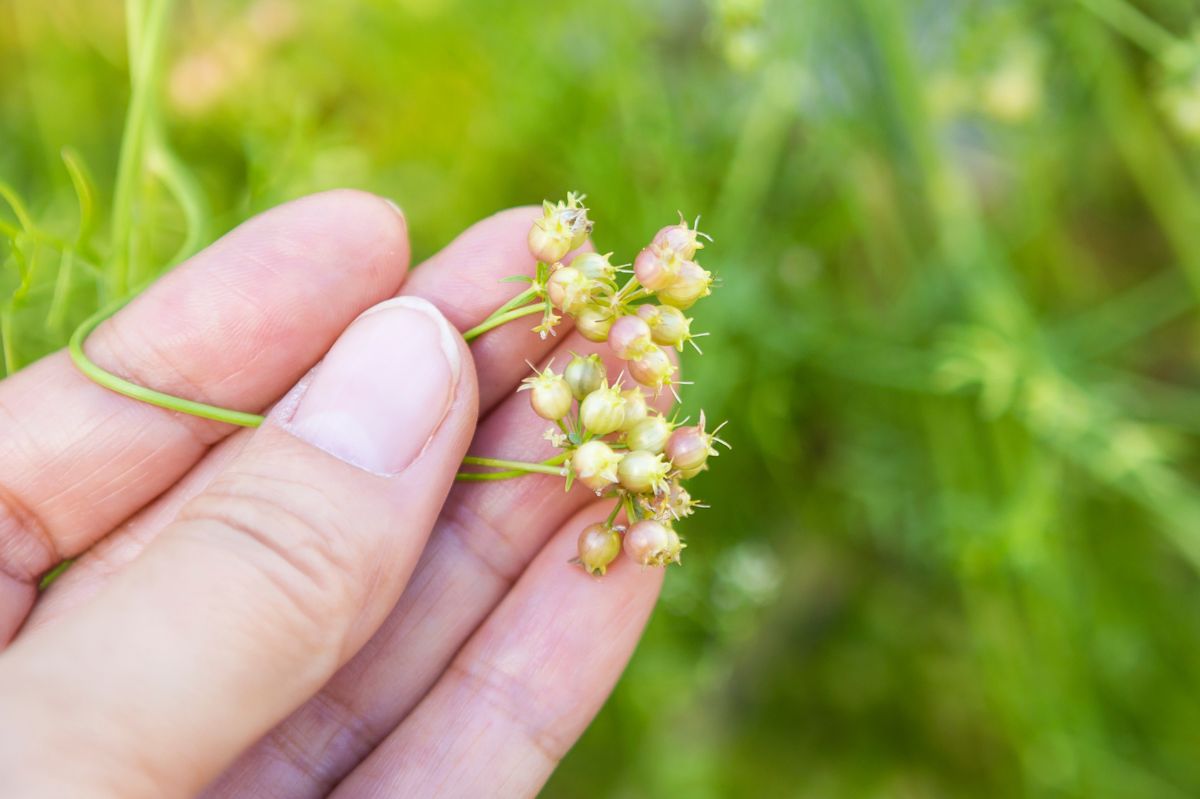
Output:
top-left (515, 195), bottom-right (727, 576)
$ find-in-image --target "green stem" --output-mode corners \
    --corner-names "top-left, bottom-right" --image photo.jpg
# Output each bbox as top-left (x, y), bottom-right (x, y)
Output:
top-left (462, 303), bottom-right (544, 341)
top-left (149, 133), bottom-right (209, 267)
top-left (110, 0), bottom-right (173, 297)
top-left (489, 285), bottom-right (540, 318)
top-left (47, 248), bottom-right (75, 332)
top-left (1076, 0), bottom-right (1178, 58)
top-left (460, 455), bottom-right (567, 476)
top-left (606, 499), bottom-right (623, 526)
top-left (0, 307), bottom-right (15, 376)
top-left (615, 276), bottom-right (643, 303)
top-left (69, 300), bottom-right (266, 427)
top-left (455, 470), bottom-right (529, 482)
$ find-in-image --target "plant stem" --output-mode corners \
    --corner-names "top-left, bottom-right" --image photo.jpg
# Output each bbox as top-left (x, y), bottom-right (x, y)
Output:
top-left (490, 285), bottom-right (540, 318)
top-left (1076, 0), bottom-right (1178, 58)
top-left (463, 303), bottom-right (544, 341)
top-left (110, 0), bottom-right (172, 297)
top-left (69, 300), bottom-right (266, 427)
top-left (455, 470), bottom-right (528, 482)
top-left (615, 276), bottom-right (643, 302)
top-left (460, 455), bottom-right (567, 476)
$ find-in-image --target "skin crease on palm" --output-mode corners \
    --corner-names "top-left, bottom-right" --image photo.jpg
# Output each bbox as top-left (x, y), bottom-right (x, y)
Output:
top-left (0, 190), bottom-right (677, 798)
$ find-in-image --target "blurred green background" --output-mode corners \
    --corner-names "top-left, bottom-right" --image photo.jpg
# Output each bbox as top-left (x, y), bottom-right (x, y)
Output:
top-left (9, 0), bottom-right (1200, 795)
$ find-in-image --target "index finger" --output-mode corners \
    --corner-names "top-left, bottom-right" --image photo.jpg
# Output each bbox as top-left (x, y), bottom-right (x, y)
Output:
top-left (0, 190), bottom-right (410, 643)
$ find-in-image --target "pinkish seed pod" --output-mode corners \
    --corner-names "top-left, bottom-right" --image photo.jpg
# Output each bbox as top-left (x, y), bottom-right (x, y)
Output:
top-left (656, 260), bottom-right (712, 309)
top-left (633, 246), bottom-right (681, 292)
top-left (665, 425), bottom-right (709, 472)
top-left (617, 449), bottom-right (671, 494)
top-left (577, 523), bottom-right (622, 576)
top-left (626, 416), bottom-right (672, 453)
top-left (564, 353), bottom-right (605, 401)
top-left (580, 382), bottom-right (626, 435)
top-left (546, 266), bottom-right (592, 315)
top-left (571, 440), bottom-right (622, 493)
top-left (637, 303), bottom-right (691, 348)
top-left (619, 388), bottom-right (649, 431)
top-left (665, 411), bottom-right (727, 473)
top-left (571, 251), bottom-right (616, 282)
top-left (652, 220), bottom-right (707, 261)
top-left (628, 346), bottom-right (676, 392)
top-left (519, 367), bottom-right (573, 421)
top-left (623, 519), bottom-right (676, 567)
top-left (575, 304), bottom-right (614, 343)
top-left (608, 314), bottom-right (654, 360)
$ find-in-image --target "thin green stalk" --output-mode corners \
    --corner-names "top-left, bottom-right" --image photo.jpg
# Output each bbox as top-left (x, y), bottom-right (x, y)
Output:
top-left (460, 455), bottom-right (567, 476)
top-left (462, 303), bottom-right (544, 341)
top-left (69, 300), bottom-right (265, 427)
top-left (149, 135), bottom-right (209, 267)
top-left (0, 308), bottom-right (15, 375)
top-left (110, 0), bottom-right (173, 297)
top-left (455, 470), bottom-right (529, 482)
top-left (1076, 0), bottom-right (1179, 59)
top-left (614, 275), bottom-right (643, 303)
top-left (47, 249), bottom-right (75, 332)
top-left (489, 285), bottom-right (540, 318)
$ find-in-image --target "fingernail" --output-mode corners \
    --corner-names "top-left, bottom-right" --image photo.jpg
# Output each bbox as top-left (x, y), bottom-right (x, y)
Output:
top-left (284, 297), bottom-right (461, 475)
top-left (383, 198), bottom-right (405, 218)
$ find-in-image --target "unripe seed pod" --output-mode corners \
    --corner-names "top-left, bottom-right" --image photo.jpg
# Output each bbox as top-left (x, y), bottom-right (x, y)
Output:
top-left (618, 449), bottom-right (671, 493)
top-left (623, 519), bottom-right (676, 567)
top-left (519, 367), bottom-right (574, 421)
top-left (656, 260), bottom-right (712, 309)
top-left (666, 424), bottom-right (711, 472)
top-left (546, 266), bottom-right (592, 315)
top-left (626, 416), bottom-right (672, 453)
top-left (580, 383), bottom-right (626, 435)
top-left (638, 303), bottom-right (690, 348)
top-left (571, 251), bottom-right (616, 282)
top-left (530, 374), bottom-right (571, 417)
top-left (628, 346), bottom-right (676, 392)
top-left (577, 523), bottom-right (622, 576)
top-left (634, 246), bottom-right (680, 292)
top-left (530, 195), bottom-right (592, 262)
top-left (564, 353), bottom-right (605, 400)
top-left (619, 388), bottom-right (649, 431)
top-left (608, 314), bottom-right (654, 360)
top-left (571, 440), bottom-right (622, 493)
top-left (575, 304), bottom-right (614, 343)
top-left (652, 220), bottom-right (706, 261)
top-left (528, 223), bottom-right (573, 264)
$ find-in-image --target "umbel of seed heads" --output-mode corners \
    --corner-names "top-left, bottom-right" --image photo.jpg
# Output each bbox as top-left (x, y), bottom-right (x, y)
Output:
top-left (515, 194), bottom-right (728, 576)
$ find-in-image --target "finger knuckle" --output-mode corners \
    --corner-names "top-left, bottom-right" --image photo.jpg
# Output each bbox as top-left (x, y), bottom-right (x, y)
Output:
top-left (178, 471), bottom-right (367, 643)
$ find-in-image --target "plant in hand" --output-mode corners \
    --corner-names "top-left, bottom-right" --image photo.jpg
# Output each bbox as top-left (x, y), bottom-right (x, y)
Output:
top-left (70, 194), bottom-right (729, 576)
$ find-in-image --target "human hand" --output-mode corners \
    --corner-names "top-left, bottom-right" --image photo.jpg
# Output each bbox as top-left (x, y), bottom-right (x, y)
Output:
top-left (0, 191), bottom-right (669, 797)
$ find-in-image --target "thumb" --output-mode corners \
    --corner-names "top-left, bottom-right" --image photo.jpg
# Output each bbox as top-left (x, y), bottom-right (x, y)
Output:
top-left (0, 297), bottom-right (478, 799)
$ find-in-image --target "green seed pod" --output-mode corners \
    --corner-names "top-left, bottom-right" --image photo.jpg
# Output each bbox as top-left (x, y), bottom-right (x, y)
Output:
top-left (564, 353), bottom-right (605, 401)
top-left (625, 416), bottom-right (672, 454)
top-left (617, 449), bottom-right (670, 494)
top-left (580, 382), bottom-right (626, 436)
